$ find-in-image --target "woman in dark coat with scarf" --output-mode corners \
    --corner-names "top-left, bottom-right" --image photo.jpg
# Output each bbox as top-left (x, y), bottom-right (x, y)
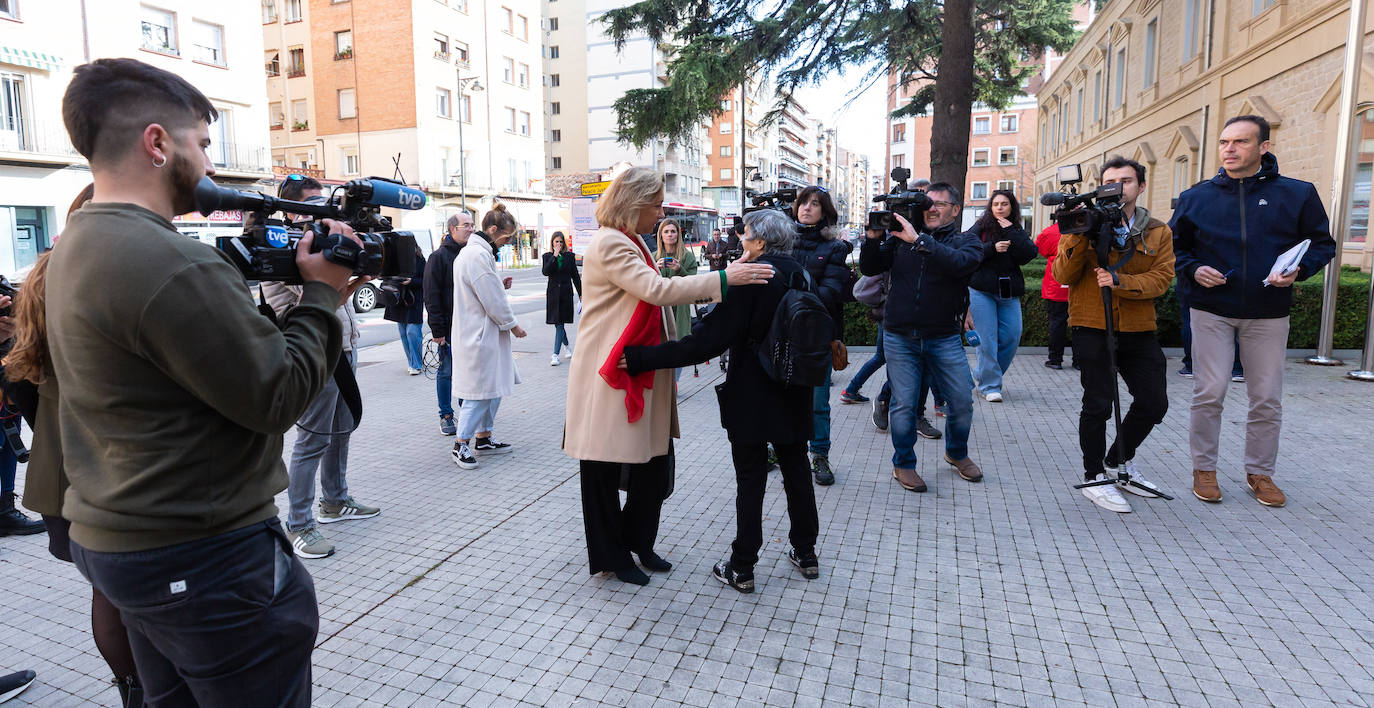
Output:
top-left (384, 246), bottom-right (427, 374)
top-left (542, 231), bottom-right (582, 366)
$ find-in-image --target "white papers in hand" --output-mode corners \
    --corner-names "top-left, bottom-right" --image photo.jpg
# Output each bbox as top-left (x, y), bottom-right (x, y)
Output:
top-left (1264, 239), bottom-right (1309, 286)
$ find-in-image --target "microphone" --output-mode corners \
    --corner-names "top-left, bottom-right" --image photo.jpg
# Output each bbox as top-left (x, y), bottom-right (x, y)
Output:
top-left (1039, 192), bottom-right (1067, 207)
top-left (195, 176), bottom-right (270, 214)
top-left (345, 178), bottom-right (428, 210)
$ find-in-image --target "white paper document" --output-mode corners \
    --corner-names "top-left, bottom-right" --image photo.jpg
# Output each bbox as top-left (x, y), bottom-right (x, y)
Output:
top-left (1264, 239), bottom-right (1309, 286)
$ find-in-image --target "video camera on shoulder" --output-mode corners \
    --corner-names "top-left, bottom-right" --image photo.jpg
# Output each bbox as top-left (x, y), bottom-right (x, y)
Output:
top-left (1039, 164), bottom-right (1126, 236)
top-left (742, 187), bottom-right (797, 216)
top-left (867, 167), bottom-right (933, 232)
top-left (195, 176), bottom-right (424, 284)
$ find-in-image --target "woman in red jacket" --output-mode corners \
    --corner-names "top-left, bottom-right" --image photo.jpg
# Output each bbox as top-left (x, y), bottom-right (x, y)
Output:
top-left (1035, 223), bottom-right (1075, 370)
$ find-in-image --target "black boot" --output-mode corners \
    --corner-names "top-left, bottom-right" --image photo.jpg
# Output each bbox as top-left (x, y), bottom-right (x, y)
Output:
top-left (115, 675), bottom-right (143, 708)
top-left (0, 492), bottom-right (45, 536)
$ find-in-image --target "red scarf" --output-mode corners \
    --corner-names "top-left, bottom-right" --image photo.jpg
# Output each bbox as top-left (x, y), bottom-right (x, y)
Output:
top-left (598, 231), bottom-right (664, 423)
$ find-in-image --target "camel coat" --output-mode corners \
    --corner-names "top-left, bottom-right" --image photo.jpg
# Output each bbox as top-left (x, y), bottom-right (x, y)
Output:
top-left (562, 227), bottom-right (723, 464)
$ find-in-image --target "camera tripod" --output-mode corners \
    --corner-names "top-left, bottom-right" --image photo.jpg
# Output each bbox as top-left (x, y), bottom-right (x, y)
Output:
top-left (1072, 221), bottom-right (1173, 501)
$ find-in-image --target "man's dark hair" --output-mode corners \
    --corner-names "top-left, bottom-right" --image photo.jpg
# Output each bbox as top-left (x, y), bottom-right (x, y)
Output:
top-left (1101, 155), bottom-right (1147, 184)
top-left (926, 182), bottom-right (961, 205)
top-left (279, 176), bottom-right (323, 201)
top-left (1224, 114), bottom-right (1271, 142)
top-left (62, 58), bottom-right (217, 165)
top-left (792, 186), bottom-right (839, 228)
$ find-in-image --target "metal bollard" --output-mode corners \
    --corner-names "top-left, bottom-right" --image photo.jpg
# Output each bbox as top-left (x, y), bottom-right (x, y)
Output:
top-left (1348, 274), bottom-right (1374, 381)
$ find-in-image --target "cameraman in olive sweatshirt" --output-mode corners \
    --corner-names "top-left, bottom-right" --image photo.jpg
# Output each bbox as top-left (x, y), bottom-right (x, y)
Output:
top-left (47, 59), bottom-right (366, 706)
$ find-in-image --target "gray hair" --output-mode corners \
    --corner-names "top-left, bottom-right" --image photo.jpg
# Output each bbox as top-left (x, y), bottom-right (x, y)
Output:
top-left (445, 210), bottom-right (472, 230)
top-left (742, 209), bottom-right (795, 254)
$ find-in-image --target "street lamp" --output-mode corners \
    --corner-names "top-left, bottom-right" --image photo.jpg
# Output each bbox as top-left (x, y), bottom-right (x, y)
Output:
top-left (456, 73), bottom-right (484, 210)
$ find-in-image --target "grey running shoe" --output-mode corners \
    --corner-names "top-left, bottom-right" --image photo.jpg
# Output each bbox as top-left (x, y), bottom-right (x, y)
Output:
top-left (318, 496), bottom-right (380, 524)
top-left (872, 398), bottom-right (890, 432)
top-left (916, 417), bottom-right (942, 440)
top-left (288, 526), bottom-right (335, 559)
top-left (811, 454), bottom-right (835, 486)
top-left (439, 414), bottom-right (457, 436)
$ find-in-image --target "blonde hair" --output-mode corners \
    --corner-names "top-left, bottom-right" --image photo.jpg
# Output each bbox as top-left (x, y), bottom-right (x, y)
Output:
top-left (595, 167), bottom-right (663, 233)
top-left (655, 219), bottom-right (685, 260)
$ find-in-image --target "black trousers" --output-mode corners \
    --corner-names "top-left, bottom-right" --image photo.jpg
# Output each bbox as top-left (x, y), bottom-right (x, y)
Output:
top-left (71, 520), bottom-right (317, 708)
top-left (1072, 328), bottom-right (1169, 479)
top-left (730, 440), bottom-right (818, 570)
top-left (580, 454), bottom-right (671, 574)
top-left (1045, 300), bottom-right (1070, 365)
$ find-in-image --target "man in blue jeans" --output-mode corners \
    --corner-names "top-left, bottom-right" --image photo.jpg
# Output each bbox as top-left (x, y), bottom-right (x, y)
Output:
top-left (860, 183), bottom-right (984, 492)
top-left (424, 213), bottom-right (472, 434)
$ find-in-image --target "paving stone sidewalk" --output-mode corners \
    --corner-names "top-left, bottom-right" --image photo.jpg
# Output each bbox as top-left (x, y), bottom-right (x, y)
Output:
top-left (2, 325), bottom-right (1373, 707)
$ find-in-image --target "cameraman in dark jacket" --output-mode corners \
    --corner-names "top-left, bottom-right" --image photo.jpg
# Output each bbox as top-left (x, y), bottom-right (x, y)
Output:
top-left (860, 182), bottom-right (984, 493)
top-left (424, 212), bottom-right (471, 435)
top-left (790, 186), bottom-right (853, 486)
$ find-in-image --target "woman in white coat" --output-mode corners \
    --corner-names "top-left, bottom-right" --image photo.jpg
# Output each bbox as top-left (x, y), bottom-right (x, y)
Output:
top-left (451, 203), bottom-right (527, 470)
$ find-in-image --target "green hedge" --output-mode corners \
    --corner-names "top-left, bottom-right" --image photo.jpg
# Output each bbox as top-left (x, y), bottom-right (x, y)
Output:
top-left (843, 260), bottom-right (1371, 348)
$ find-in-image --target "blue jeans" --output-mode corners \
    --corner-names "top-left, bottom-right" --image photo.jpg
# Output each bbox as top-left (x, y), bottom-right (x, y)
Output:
top-left (553, 323), bottom-right (572, 355)
top-left (436, 343), bottom-right (453, 418)
top-left (457, 398), bottom-right (501, 440)
top-left (397, 323), bottom-right (423, 369)
top-left (884, 330), bottom-right (975, 469)
top-left (844, 331), bottom-right (885, 395)
top-left (968, 288), bottom-right (1023, 395)
top-left (810, 369), bottom-right (832, 457)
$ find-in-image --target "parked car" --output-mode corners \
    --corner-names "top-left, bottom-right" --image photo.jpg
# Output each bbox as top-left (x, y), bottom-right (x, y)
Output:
top-left (352, 281), bottom-right (380, 313)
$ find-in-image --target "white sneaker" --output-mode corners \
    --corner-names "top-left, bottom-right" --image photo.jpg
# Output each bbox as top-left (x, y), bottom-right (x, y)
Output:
top-left (550, 354), bottom-right (561, 367)
top-left (562, 344), bottom-right (573, 359)
top-left (1109, 460), bottom-right (1163, 498)
top-left (984, 392), bottom-right (1003, 402)
top-left (407, 367), bottom-right (421, 376)
top-left (1081, 474), bottom-right (1132, 512)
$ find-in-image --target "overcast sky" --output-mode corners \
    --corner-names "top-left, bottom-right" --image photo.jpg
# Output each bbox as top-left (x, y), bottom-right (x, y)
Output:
top-left (795, 64), bottom-right (890, 176)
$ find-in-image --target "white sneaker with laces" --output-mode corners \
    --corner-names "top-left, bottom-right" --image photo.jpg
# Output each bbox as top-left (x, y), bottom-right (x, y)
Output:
top-left (1109, 460), bottom-right (1163, 498)
top-left (984, 391), bottom-right (1003, 402)
top-left (1081, 473), bottom-right (1132, 512)
top-left (562, 344), bottom-right (573, 359)
top-left (550, 354), bottom-right (561, 366)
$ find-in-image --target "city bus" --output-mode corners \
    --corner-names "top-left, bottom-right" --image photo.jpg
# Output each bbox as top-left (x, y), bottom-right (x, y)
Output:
top-left (661, 203), bottom-right (720, 246)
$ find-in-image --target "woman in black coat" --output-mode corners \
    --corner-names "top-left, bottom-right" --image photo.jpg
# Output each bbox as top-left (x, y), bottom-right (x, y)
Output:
top-left (383, 247), bottom-right (427, 375)
top-left (964, 189), bottom-right (1037, 401)
top-left (542, 231), bottom-right (582, 366)
top-left (621, 209), bottom-right (819, 595)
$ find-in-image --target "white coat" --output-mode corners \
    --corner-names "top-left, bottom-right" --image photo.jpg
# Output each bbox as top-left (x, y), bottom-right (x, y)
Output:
top-left (451, 236), bottom-right (521, 400)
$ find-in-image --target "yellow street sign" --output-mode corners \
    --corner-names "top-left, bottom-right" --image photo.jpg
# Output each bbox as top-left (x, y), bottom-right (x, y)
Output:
top-left (580, 181), bottom-right (611, 196)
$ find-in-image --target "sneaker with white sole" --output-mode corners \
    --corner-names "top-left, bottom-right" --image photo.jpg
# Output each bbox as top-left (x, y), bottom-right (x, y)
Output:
top-left (473, 438), bottom-right (513, 454)
top-left (452, 441), bottom-right (478, 469)
top-left (1081, 474), bottom-right (1132, 512)
top-left (0, 670), bottom-right (36, 703)
top-left (1107, 460), bottom-right (1163, 498)
top-left (562, 345), bottom-right (573, 359)
top-left (550, 354), bottom-right (561, 367)
top-left (288, 526), bottom-right (336, 559)
top-left (984, 391), bottom-right (1003, 402)
top-left (318, 496), bottom-right (381, 524)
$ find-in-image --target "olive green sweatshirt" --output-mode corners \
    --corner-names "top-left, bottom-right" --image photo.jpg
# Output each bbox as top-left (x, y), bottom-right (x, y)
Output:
top-left (46, 203), bottom-right (343, 552)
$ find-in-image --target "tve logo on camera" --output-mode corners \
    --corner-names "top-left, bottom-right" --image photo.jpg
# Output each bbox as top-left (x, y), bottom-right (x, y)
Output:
top-left (398, 191), bottom-right (424, 209)
top-left (266, 225), bottom-right (290, 248)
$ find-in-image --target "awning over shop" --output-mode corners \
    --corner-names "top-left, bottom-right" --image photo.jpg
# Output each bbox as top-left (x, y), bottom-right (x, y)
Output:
top-left (0, 47), bottom-right (62, 73)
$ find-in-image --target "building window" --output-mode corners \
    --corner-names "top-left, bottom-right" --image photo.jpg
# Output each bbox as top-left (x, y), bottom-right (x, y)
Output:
top-left (549, 45), bottom-right (559, 59)
top-left (1252, 0), bottom-right (1277, 17)
top-left (518, 63), bottom-right (529, 88)
top-left (550, 101), bottom-right (560, 115)
top-left (1112, 48), bottom-right (1125, 108)
top-left (265, 51), bottom-right (280, 77)
top-left (971, 148), bottom-right (990, 167)
top-left (262, 1), bottom-right (277, 23)
top-left (459, 93), bottom-right (471, 122)
top-left (288, 47), bottom-right (305, 76)
top-left (434, 33), bottom-right (449, 61)
top-left (997, 180), bottom-right (1016, 194)
top-left (973, 116), bottom-right (991, 134)
top-left (140, 6), bottom-right (178, 55)
top-left (720, 168), bottom-right (733, 180)
top-left (517, 14), bottom-right (528, 40)
top-left (549, 74), bottom-right (560, 87)
top-left (518, 111), bottom-right (530, 136)
top-left (454, 41), bottom-right (469, 65)
top-left (343, 150), bottom-right (359, 176)
top-left (502, 57), bottom-right (514, 84)
top-left (999, 115), bottom-right (1018, 133)
top-left (0, 74), bottom-right (29, 151)
top-left (191, 21), bottom-right (225, 66)
top-left (1183, 0), bottom-right (1202, 62)
top-left (290, 98), bottom-right (308, 129)
top-left (551, 129), bottom-right (561, 142)
top-left (453, 0), bottom-right (467, 12)
top-left (551, 156), bottom-right (562, 169)
top-left (334, 30), bottom-right (352, 60)
top-left (505, 107), bottom-right (516, 133)
top-left (971, 182), bottom-right (989, 201)
top-left (501, 6), bottom-right (513, 34)
top-left (720, 145), bottom-right (732, 157)
top-left (998, 147), bottom-right (1017, 165)
top-left (1092, 71), bottom-right (1101, 121)
top-left (1144, 19), bottom-right (1158, 87)
top-left (1173, 156), bottom-right (1190, 198)
top-left (892, 154), bottom-right (905, 168)
top-left (285, 0), bottom-right (302, 22)
top-left (269, 101), bottom-right (284, 128)
top-left (721, 99), bottom-right (731, 110)
top-left (548, 17), bottom-right (558, 31)
top-left (339, 88), bottom-right (357, 119)
top-left (720, 123), bottom-right (732, 134)
top-left (1075, 89), bottom-right (1083, 134)
top-left (436, 88), bottom-right (450, 118)
top-left (893, 124), bottom-right (906, 143)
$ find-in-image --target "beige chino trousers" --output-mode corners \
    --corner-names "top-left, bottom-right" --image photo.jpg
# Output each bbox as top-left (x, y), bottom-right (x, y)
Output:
top-left (1188, 308), bottom-right (1290, 477)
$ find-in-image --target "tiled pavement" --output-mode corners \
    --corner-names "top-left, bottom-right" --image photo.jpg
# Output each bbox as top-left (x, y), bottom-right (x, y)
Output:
top-left (3, 323), bottom-right (1374, 707)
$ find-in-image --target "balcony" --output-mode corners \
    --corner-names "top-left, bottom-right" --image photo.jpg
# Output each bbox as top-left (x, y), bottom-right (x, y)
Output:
top-left (0, 118), bottom-right (81, 165)
top-left (210, 141), bottom-right (271, 176)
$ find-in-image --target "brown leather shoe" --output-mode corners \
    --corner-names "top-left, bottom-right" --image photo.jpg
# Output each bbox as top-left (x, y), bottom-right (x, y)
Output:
top-left (944, 454), bottom-right (983, 482)
top-left (1192, 470), bottom-right (1222, 502)
top-left (893, 467), bottom-right (927, 492)
top-left (1247, 474), bottom-right (1286, 507)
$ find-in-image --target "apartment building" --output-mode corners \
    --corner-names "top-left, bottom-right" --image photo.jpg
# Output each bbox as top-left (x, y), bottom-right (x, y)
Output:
top-left (0, 0), bottom-right (271, 276)
top-left (1034, 0), bottom-right (1374, 269)
top-left (543, 0), bottom-right (707, 206)
top-left (839, 148), bottom-right (871, 227)
top-left (264, 0), bottom-right (550, 238)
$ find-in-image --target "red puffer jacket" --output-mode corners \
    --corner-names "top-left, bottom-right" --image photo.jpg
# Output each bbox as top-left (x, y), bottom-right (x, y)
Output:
top-left (1036, 223), bottom-right (1069, 303)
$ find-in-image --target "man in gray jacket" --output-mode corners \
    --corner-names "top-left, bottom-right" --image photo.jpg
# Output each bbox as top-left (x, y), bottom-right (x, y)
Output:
top-left (263, 177), bottom-right (380, 558)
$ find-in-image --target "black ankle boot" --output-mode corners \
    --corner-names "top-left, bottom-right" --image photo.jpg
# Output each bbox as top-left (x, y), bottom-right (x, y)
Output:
top-left (115, 675), bottom-right (142, 708)
top-left (614, 567), bottom-right (650, 586)
top-left (0, 492), bottom-right (45, 537)
top-left (636, 551), bottom-right (672, 572)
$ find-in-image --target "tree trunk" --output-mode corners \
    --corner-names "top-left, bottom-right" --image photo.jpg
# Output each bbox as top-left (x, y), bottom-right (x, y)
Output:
top-left (928, 0), bottom-right (976, 194)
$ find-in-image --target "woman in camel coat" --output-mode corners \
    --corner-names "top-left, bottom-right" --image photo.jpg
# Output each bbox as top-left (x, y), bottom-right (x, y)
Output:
top-left (563, 166), bottom-right (774, 586)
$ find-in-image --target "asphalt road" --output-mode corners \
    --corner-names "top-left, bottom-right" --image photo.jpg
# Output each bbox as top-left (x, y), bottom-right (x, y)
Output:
top-left (353, 265), bottom-right (551, 348)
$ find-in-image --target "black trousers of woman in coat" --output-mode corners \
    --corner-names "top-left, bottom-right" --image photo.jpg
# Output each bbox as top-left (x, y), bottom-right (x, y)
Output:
top-left (580, 453), bottom-right (671, 574)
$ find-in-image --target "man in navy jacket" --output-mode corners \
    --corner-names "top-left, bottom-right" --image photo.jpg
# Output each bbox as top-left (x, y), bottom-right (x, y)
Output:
top-left (1170, 115), bottom-right (1335, 507)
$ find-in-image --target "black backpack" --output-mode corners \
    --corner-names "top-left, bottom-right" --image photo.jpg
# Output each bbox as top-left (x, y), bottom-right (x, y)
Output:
top-left (758, 270), bottom-right (833, 387)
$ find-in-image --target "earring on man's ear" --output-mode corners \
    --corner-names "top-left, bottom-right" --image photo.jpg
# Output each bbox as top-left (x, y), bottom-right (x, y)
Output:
top-left (152, 155), bottom-right (167, 168)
